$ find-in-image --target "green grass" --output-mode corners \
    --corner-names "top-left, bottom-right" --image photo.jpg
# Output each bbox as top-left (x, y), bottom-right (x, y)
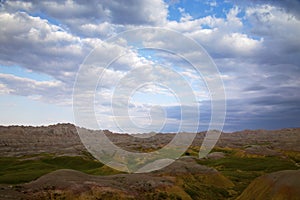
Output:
top-left (0, 154), bottom-right (116, 184)
top-left (282, 151), bottom-right (300, 163)
top-left (1, 149), bottom-right (299, 200)
top-left (41, 156), bottom-right (103, 172)
top-left (183, 183), bottom-right (230, 200)
top-left (209, 147), bottom-right (236, 155)
top-left (180, 174), bottom-right (231, 200)
top-left (197, 156), bottom-right (298, 172)
top-left (0, 157), bottom-right (55, 184)
top-left (197, 155), bottom-right (299, 198)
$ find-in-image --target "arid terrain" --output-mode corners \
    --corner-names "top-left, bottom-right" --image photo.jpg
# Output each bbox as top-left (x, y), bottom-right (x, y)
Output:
top-left (0, 124), bottom-right (299, 199)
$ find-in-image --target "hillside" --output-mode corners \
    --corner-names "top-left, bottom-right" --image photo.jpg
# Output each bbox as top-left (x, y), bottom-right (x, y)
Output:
top-left (237, 170), bottom-right (300, 200)
top-left (1, 124), bottom-right (299, 157)
top-left (0, 124), bottom-right (299, 199)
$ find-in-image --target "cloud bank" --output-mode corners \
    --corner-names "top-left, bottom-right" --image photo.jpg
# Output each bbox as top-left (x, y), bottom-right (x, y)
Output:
top-left (0, 0), bottom-right (299, 132)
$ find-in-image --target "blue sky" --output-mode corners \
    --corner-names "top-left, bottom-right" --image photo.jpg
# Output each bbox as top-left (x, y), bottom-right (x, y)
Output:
top-left (0, 0), bottom-right (299, 132)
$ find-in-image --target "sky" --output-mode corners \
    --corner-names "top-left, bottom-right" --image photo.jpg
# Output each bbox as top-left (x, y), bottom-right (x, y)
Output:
top-left (0, 0), bottom-right (299, 133)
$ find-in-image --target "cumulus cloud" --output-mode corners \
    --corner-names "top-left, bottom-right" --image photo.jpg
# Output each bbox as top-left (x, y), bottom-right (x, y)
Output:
top-left (2, 0), bottom-right (168, 36)
top-left (0, 0), bottom-right (299, 131)
top-left (234, 0), bottom-right (300, 19)
top-left (0, 11), bottom-right (88, 82)
top-left (245, 4), bottom-right (300, 65)
top-left (0, 73), bottom-right (70, 104)
top-left (167, 6), bottom-right (263, 58)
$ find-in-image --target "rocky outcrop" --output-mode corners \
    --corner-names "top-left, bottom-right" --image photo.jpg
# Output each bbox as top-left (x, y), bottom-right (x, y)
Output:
top-left (0, 123), bottom-right (85, 156)
top-left (244, 145), bottom-right (280, 156)
top-left (206, 152), bottom-right (226, 159)
top-left (216, 128), bottom-right (300, 151)
top-left (0, 124), bottom-right (299, 157)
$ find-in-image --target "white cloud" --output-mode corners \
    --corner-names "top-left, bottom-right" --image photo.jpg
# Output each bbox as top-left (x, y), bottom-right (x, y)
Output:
top-left (246, 4), bottom-right (300, 53)
top-left (0, 11), bottom-right (88, 82)
top-left (4, 0), bottom-right (33, 11)
top-left (178, 7), bottom-right (193, 22)
top-left (0, 0), bottom-right (299, 131)
top-left (165, 6), bottom-right (263, 58)
top-left (0, 73), bottom-right (71, 104)
top-left (219, 32), bottom-right (263, 55)
top-left (0, 83), bottom-right (13, 95)
top-left (79, 22), bottom-right (115, 37)
top-left (3, 0), bottom-right (168, 35)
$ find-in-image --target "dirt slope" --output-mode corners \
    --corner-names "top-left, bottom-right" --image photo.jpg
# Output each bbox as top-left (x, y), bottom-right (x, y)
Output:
top-left (237, 170), bottom-right (300, 200)
top-left (0, 157), bottom-right (234, 200)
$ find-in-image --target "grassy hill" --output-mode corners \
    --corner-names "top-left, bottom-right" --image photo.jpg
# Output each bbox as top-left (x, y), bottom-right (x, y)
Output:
top-left (0, 125), bottom-right (299, 199)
